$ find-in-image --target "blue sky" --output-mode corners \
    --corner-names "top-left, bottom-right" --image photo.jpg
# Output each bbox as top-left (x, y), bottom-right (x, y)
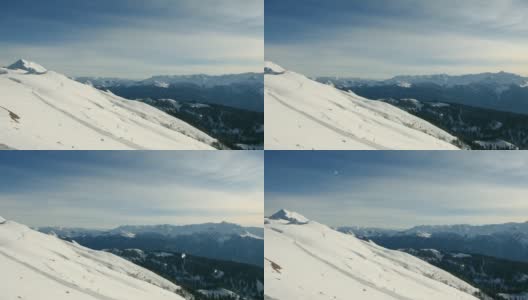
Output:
top-left (0, 151), bottom-right (263, 228)
top-left (265, 0), bottom-right (528, 78)
top-left (0, 0), bottom-right (263, 78)
top-left (265, 151), bottom-right (528, 228)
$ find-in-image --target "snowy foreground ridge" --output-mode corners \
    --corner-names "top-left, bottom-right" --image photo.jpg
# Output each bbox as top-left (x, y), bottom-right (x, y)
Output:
top-left (264, 61), bottom-right (460, 150)
top-left (265, 209), bottom-right (480, 300)
top-left (0, 216), bottom-right (186, 300)
top-left (0, 59), bottom-right (217, 149)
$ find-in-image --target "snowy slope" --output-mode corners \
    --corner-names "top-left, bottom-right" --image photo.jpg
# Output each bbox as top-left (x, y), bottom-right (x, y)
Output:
top-left (265, 210), bottom-right (481, 300)
top-left (0, 60), bottom-right (218, 149)
top-left (0, 217), bottom-right (186, 300)
top-left (265, 62), bottom-right (460, 150)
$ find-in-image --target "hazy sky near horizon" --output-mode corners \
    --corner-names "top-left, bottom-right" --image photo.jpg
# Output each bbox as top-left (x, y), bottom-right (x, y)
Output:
top-left (266, 0), bottom-right (528, 78)
top-left (0, 0), bottom-right (263, 78)
top-left (0, 152), bottom-right (263, 228)
top-left (266, 151), bottom-right (528, 229)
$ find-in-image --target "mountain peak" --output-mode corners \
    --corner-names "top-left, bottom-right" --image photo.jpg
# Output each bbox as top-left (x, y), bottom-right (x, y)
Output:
top-left (0, 216), bottom-right (5, 224)
top-left (7, 59), bottom-right (47, 74)
top-left (264, 61), bottom-right (286, 75)
top-left (269, 209), bottom-right (309, 224)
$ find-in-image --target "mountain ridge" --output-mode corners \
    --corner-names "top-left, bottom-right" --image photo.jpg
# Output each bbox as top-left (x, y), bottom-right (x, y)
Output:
top-left (38, 221), bottom-right (264, 267)
top-left (38, 221), bottom-right (264, 238)
top-left (339, 220), bottom-right (528, 238)
top-left (339, 221), bottom-right (528, 264)
top-left (318, 71), bottom-right (528, 88)
top-left (76, 72), bottom-right (264, 112)
top-left (320, 71), bottom-right (528, 116)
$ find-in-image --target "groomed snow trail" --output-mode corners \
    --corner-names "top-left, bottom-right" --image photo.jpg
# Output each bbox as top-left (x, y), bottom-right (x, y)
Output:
top-left (264, 62), bottom-right (460, 150)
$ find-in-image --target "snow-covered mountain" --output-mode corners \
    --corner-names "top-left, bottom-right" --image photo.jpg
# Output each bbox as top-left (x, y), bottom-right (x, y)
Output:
top-left (339, 221), bottom-right (528, 263)
top-left (337, 226), bottom-right (399, 238)
top-left (78, 73), bottom-right (263, 89)
top-left (36, 227), bottom-right (105, 238)
top-left (339, 221), bottom-right (528, 241)
top-left (265, 209), bottom-right (482, 300)
top-left (404, 222), bottom-right (528, 238)
top-left (108, 222), bottom-right (264, 239)
top-left (76, 72), bottom-right (264, 112)
top-left (319, 72), bottom-right (528, 88)
top-left (38, 222), bottom-right (264, 267)
top-left (388, 72), bottom-right (528, 87)
top-left (0, 59), bottom-right (219, 149)
top-left (75, 77), bottom-right (136, 88)
top-left (39, 222), bottom-right (263, 239)
top-left (264, 62), bottom-right (460, 150)
top-left (140, 73), bottom-right (263, 89)
top-left (321, 72), bottom-right (528, 116)
top-left (7, 59), bottom-right (47, 74)
top-left (268, 208), bottom-right (309, 224)
top-left (0, 216), bottom-right (186, 300)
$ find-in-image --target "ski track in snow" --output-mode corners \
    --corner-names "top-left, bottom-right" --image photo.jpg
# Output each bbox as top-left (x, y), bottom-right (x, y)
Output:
top-left (0, 249), bottom-right (120, 300)
top-left (268, 93), bottom-right (390, 150)
top-left (31, 91), bottom-right (146, 149)
top-left (293, 241), bottom-right (415, 300)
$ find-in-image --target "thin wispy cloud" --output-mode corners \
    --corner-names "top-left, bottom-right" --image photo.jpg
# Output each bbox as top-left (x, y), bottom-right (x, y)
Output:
top-left (265, 151), bottom-right (528, 228)
top-left (265, 0), bottom-right (528, 78)
top-left (0, 151), bottom-right (263, 228)
top-left (1, 0), bottom-right (263, 78)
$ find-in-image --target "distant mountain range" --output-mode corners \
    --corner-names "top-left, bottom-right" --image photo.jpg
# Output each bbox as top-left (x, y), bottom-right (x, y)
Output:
top-left (319, 72), bottom-right (528, 88)
top-left (339, 221), bottom-right (528, 263)
top-left (76, 73), bottom-right (264, 112)
top-left (38, 222), bottom-right (264, 267)
top-left (319, 72), bottom-right (528, 115)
